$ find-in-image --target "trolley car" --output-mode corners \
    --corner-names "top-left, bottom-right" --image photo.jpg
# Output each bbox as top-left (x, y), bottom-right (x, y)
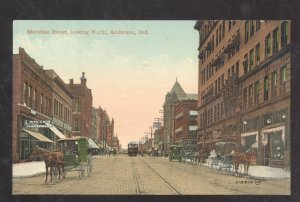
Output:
top-left (128, 141), bottom-right (138, 156)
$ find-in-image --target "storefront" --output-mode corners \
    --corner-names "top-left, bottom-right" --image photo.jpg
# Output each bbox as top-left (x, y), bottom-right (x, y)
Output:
top-left (261, 126), bottom-right (285, 168)
top-left (241, 131), bottom-right (258, 151)
top-left (20, 129), bottom-right (54, 160)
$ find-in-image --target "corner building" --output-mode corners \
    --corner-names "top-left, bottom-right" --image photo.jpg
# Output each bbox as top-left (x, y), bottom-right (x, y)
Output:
top-left (194, 20), bottom-right (291, 168)
top-left (13, 48), bottom-right (71, 162)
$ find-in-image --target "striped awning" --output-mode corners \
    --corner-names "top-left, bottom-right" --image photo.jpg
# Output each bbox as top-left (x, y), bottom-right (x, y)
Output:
top-left (23, 129), bottom-right (54, 143)
top-left (45, 123), bottom-right (66, 139)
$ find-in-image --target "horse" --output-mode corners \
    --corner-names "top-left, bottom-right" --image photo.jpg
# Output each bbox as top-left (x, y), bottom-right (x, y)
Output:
top-left (29, 145), bottom-right (65, 183)
top-left (233, 150), bottom-right (256, 176)
top-left (194, 149), bottom-right (208, 165)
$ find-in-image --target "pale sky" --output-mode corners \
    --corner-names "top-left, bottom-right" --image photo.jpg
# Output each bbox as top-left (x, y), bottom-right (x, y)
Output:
top-left (13, 20), bottom-right (199, 148)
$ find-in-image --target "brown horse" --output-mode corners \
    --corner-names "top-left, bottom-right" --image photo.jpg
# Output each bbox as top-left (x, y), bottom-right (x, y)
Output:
top-left (29, 145), bottom-right (65, 183)
top-left (233, 150), bottom-right (256, 175)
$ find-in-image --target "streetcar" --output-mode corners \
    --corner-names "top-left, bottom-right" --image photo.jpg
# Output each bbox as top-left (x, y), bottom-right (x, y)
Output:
top-left (169, 145), bottom-right (184, 162)
top-left (128, 141), bottom-right (139, 156)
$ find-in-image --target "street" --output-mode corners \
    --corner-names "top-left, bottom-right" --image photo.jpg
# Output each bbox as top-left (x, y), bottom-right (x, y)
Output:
top-left (13, 155), bottom-right (290, 195)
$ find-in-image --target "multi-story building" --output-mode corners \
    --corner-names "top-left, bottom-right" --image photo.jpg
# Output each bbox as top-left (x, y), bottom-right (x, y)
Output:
top-left (96, 106), bottom-right (115, 151)
top-left (174, 99), bottom-right (198, 151)
top-left (163, 79), bottom-right (197, 153)
top-left (92, 107), bottom-right (100, 141)
top-left (194, 20), bottom-right (291, 168)
top-left (44, 70), bottom-right (73, 140)
top-left (110, 134), bottom-right (120, 151)
top-left (13, 48), bottom-right (68, 162)
top-left (67, 73), bottom-right (93, 138)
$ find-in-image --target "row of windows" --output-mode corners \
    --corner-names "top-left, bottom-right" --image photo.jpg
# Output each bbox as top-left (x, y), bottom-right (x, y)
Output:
top-left (200, 21), bottom-right (236, 64)
top-left (241, 109), bottom-right (287, 133)
top-left (199, 101), bottom-right (225, 128)
top-left (243, 22), bottom-right (289, 75)
top-left (53, 99), bottom-right (71, 123)
top-left (201, 21), bottom-right (290, 99)
top-left (242, 65), bottom-right (287, 110)
top-left (23, 82), bottom-right (51, 116)
top-left (201, 60), bottom-right (240, 105)
top-left (244, 20), bottom-right (261, 42)
top-left (199, 65), bottom-right (287, 128)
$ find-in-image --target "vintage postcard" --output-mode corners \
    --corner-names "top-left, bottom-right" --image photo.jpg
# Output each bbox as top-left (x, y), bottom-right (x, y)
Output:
top-left (12, 20), bottom-right (291, 195)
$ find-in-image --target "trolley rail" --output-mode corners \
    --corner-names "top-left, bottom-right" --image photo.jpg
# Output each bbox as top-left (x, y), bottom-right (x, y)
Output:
top-left (130, 156), bottom-right (182, 195)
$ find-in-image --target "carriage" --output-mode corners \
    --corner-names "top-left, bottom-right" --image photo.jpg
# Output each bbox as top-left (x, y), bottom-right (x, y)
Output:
top-left (56, 136), bottom-right (93, 179)
top-left (208, 142), bottom-right (241, 171)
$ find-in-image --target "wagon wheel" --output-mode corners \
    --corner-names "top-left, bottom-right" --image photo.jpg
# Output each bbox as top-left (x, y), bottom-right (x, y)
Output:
top-left (62, 168), bottom-right (67, 178)
top-left (78, 164), bottom-right (85, 179)
top-left (87, 156), bottom-right (93, 176)
top-left (52, 167), bottom-right (60, 180)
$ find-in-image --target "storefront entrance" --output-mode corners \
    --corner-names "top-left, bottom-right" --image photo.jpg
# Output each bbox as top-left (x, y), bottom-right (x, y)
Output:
top-left (263, 131), bottom-right (285, 167)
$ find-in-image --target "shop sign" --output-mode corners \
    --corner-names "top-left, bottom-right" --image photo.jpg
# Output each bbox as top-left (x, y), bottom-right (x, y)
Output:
top-left (24, 120), bottom-right (51, 128)
top-left (52, 117), bottom-right (64, 128)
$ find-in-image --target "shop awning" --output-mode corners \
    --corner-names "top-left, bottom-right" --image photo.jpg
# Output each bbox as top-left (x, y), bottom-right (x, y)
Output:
top-left (23, 129), bottom-right (54, 143)
top-left (88, 138), bottom-right (99, 149)
top-left (45, 123), bottom-right (66, 139)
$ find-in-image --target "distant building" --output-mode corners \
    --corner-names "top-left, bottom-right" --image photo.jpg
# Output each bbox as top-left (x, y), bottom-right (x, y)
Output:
top-left (67, 73), bottom-right (93, 138)
top-left (195, 20), bottom-right (291, 168)
top-left (163, 79), bottom-right (197, 152)
top-left (174, 99), bottom-right (198, 151)
top-left (154, 127), bottom-right (164, 151)
top-left (96, 106), bottom-right (115, 151)
top-left (92, 107), bottom-right (100, 140)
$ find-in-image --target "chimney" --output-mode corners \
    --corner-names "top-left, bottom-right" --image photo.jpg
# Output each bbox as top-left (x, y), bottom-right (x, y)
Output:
top-left (80, 72), bottom-right (87, 86)
top-left (70, 79), bottom-right (74, 85)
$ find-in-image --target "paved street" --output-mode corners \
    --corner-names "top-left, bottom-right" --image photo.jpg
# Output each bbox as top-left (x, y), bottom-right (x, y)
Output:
top-left (13, 155), bottom-right (290, 195)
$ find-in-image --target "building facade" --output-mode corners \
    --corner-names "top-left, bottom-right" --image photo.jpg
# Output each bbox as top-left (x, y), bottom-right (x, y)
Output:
top-left (67, 73), bottom-right (93, 138)
top-left (13, 48), bottom-right (54, 162)
top-left (44, 70), bottom-right (72, 141)
top-left (174, 99), bottom-right (198, 151)
top-left (163, 80), bottom-right (197, 153)
top-left (194, 20), bottom-right (291, 168)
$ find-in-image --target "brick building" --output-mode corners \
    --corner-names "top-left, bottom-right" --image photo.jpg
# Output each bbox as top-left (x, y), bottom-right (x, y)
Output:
top-left (67, 73), bottom-right (93, 138)
top-left (13, 48), bottom-right (70, 162)
top-left (163, 79), bottom-right (197, 153)
top-left (44, 70), bottom-right (72, 140)
top-left (96, 106), bottom-right (117, 151)
top-left (174, 99), bottom-right (198, 151)
top-left (194, 20), bottom-right (291, 168)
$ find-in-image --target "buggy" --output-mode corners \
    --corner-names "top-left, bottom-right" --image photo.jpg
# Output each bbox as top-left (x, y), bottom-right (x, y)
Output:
top-left (208, 142), bottom-right (240, 171)
top-left (56, 136), bottom-right (93, 179)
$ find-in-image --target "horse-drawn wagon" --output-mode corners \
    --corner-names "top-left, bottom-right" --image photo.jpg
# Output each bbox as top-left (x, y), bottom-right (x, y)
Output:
top-left (56, 136), bottom-right (93, 179)
top-left (208, 142), bottom-right (241, 171)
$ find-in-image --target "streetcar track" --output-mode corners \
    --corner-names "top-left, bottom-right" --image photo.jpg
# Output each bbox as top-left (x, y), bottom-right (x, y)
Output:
top-left (130, 157), bottom-right (141, 195)
top-left (137, 157), bottom-right (182, 195)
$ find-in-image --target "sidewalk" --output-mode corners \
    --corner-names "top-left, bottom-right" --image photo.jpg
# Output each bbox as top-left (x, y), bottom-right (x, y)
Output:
top-left (13, 156), bottom-right (101, 178)
top-left (13, 161), bottom-right (45, 178)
